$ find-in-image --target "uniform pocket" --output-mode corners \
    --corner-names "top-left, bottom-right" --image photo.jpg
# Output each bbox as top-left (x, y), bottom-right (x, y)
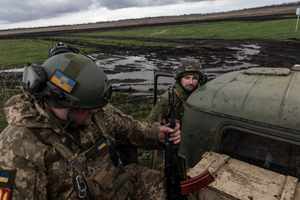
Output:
top-left (85, 168), bottom-right (114, 199)
top-left (113, 172), bottom-right (137, 200)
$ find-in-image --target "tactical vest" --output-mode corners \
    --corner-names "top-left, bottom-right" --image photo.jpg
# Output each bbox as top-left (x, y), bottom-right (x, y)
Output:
top-left (33, 114), bottom-right (137, 200)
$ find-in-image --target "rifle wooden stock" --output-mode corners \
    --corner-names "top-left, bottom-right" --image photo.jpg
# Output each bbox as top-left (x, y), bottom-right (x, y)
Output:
top-left (151, 114), bottom-right (162, 169)
top-left (180, 170), bottom-right (214, 195)
top-left (151, 150), bottom-right (158, 169)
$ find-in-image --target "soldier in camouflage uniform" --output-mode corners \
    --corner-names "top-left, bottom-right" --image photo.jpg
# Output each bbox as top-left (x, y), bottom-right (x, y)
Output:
top-left (0, 45), bottom-right (181, 200)
top-left (148, 59), bottom-right (206, 125)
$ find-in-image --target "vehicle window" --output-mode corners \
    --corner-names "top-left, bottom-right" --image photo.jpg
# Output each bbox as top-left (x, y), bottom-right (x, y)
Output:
top-left (219, 129), bottom-right (300, 179)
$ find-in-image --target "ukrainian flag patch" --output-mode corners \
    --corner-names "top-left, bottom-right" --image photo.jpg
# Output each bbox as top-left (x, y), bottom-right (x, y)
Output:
top-left (0, 174), bottom-right (8, 184)
top-left (97, 141), bottom-right (106, 151)
top-left (50, 70), bottom-right (77, 93)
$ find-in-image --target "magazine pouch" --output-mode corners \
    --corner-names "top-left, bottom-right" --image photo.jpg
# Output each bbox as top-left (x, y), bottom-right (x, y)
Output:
top-left (85, 168), bottom-right (115, 200)
top-left (112, 172), bottom-right (137, 200)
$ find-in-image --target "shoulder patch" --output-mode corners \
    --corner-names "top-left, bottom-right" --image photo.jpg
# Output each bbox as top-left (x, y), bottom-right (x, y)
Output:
top-left (0, 169), bottom-right (16, 200)
top-left (0, 173), bottom-right (9, 184)
top-left (153, 97), bottom-right (163, 110)
top-left (85, 140), bottom-right (108, 161)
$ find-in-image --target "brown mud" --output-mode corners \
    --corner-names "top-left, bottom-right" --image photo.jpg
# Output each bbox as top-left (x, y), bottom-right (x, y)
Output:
top-left (2, 4), bottom-right (300, 96)
top-left (48, 37), bottom-right (300, 94)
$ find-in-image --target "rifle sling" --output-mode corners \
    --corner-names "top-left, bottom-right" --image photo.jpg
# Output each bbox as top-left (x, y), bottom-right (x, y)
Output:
top-left (40, 129), bottom-right (86, 174)
top-left (173, 87), bottom-right (186, 113)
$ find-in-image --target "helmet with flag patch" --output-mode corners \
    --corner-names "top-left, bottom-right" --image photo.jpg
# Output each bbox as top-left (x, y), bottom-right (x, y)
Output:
top-left (22, 52), bottom-right (112, 109)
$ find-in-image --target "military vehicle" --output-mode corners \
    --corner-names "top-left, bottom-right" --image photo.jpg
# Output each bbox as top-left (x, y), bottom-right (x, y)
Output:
top-left (154, 65), bottom-right (300, 199)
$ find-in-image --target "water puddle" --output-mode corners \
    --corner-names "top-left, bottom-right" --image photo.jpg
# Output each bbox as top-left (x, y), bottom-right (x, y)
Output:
top-left (92, 54), bottom-right (178, 93)
top-left (92, 44), bottom-right (261, 92)
top-left (204, 44), bottom-right (260, 80)
top-left (2, 43), bottom-right (261, 95)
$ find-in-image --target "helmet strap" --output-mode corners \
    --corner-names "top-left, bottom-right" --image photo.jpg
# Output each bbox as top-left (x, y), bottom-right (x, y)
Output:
top-left (64, 108), bottom-right (74, 130)
top-left (44, 106), bottom-right (83, 149)
top-left (44, 107), bottom-right (67, 136)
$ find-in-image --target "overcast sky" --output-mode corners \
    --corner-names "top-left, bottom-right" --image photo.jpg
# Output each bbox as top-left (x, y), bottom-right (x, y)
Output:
top-left (0, 0), bottom-right (298, 30)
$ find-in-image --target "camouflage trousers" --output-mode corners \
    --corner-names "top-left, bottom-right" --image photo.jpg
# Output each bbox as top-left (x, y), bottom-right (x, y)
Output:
top-left (124, 163), bottom-right (166, 200)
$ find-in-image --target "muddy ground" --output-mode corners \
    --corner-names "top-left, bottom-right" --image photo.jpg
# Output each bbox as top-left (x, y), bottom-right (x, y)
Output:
top-left (43, 36), bottom-right (300, 94)
top-left (2, 5), bottom-right (300, 98)
top-left (6, 37), bottom-right (300, 93)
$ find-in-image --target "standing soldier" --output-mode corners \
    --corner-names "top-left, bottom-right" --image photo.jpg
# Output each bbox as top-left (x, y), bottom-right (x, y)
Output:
top-left (148, 59), bottom-right (206, 125)
top-left (0, 44), bottom-right (181, 200)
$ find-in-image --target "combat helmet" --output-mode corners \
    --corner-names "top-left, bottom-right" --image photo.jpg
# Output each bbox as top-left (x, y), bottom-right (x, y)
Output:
top-left (173, 59), bottom-right (206, 84)
top-left (48, 42), bottom-right (80, 57)
top-left (22, 46), bottom-right (112, 109)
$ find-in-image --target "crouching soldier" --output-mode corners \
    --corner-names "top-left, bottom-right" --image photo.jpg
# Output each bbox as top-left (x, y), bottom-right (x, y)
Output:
top-left (0, 45), bottom-right (181, 200)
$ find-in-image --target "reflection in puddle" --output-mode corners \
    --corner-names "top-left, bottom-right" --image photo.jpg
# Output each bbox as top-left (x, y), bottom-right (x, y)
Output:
top-left (205, 44), bottom-right (260, 80)
top-left (92, 44), bottom-right (260, 93)
top-left (1, 44), bottom-right (261, 95)
top-left (92, 54), bottom-right (178, 93)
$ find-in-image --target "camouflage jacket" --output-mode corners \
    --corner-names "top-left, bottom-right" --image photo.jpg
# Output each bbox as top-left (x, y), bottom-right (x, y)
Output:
top-left (147, 81), bottom-right (190, 124)
top-left (0, 92), bottom-right (162, 200)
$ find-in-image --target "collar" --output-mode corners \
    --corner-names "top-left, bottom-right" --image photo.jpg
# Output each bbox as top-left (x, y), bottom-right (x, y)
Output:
top-left (174, 81), bottom-right (192, 101)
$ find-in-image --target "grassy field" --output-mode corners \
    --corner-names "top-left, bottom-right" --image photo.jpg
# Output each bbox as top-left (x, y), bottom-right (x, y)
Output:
top-left (1, 17), bottom-right (300, 70)
top-left (78, 18), bottom-right (300, 40)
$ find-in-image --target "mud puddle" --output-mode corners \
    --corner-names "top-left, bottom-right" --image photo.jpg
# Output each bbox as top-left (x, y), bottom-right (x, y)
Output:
top-left (1, 42), bottom-right (262, 95)
top-left (90, 43), bottom-right (261, 94)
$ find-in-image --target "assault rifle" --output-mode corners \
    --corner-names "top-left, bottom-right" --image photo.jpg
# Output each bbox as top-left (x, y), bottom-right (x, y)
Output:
top-left (164, 86), bottom-right (214, 199)
top-left (164, 86), bottom-right (182, 200)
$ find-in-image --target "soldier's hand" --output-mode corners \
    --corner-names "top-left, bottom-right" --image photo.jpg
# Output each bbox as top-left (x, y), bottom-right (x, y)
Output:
top-left (158, 123), bottom-right (181, 144)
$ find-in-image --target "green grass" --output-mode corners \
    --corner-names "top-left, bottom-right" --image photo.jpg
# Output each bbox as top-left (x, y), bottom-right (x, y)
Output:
top-left (0, 39), bottom-right (51, 68)
top-left (0, 88), bottom-right (21, 131)
top-left (110, 92), bottom-right (153, 122)
top-left (54, 36), bottom-right (181, 48)
top-left (76, 18), bottom-right (300, 40)
top-left (137, 149), bottom-right (164, 170)
top-left (0, 103), bottom-right (7, 131)
top-left (0, 39), bottom-right (93, 70)
top-left (1, 18), bottom-right (300, 70)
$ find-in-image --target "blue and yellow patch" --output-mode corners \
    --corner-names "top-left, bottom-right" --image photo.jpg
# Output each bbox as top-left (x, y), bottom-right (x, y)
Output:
top-left (0, 173), bottom-right (10, 200)
top-left (0, 174), bottom-right (8, 184)
top-left (97, 140), bottom-right (106, 151)
top-left (50, 70), bottom-right (77, 93)
top-left (0, 170), bottom-right (16, 200)
top-left (153, 97), bottom-right (162, 110)
top-left (85, 140), bottom-right (108, 160)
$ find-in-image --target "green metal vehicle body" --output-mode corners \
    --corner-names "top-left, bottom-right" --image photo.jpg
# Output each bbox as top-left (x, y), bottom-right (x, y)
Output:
top-left (179, 66), bottom-right (300, 178)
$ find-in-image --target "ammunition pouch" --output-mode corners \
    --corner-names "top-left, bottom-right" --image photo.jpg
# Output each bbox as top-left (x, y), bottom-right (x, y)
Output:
top-left (113, 172), bottom-right (137, 200)
top-left (85, 168), bottom-right (114, 199)
top-left (85, 170), bottom-right (137, 200)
